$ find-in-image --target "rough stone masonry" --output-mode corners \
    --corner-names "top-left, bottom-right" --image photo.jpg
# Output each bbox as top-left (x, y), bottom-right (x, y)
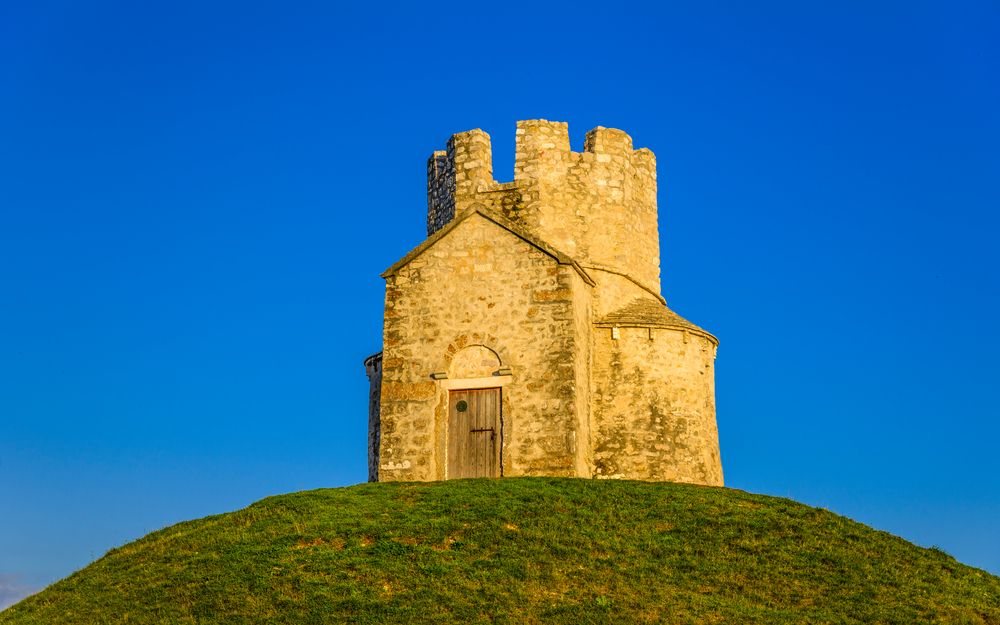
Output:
top-left (365, 120), bottom-right (723, 485)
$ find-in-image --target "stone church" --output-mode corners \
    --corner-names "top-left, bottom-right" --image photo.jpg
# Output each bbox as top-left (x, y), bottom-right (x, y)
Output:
top-left (365, 120), bottom-right (722, 486)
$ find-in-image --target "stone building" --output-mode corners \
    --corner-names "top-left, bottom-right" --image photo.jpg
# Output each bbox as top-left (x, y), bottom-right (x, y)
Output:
top-left (364, 120), bottom-right (722, 486)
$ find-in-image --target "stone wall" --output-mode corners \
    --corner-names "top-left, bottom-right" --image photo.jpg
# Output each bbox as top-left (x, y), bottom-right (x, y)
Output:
top-left (591, 326), bottom-right (722, 485)
top-left (378, 212), bottom-right (592, 480)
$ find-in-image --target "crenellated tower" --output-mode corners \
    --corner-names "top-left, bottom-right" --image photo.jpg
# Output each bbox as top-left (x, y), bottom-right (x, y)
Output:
top-left (426, 120), bottom-right (661, 293)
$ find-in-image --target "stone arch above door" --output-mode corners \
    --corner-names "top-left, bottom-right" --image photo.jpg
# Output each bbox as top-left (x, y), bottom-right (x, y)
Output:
top-left (448, 344), bottom-right (502, 379)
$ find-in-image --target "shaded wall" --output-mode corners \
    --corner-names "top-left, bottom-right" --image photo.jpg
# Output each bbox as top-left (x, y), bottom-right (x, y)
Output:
top-left (364, 353), bottom-right (382, 482)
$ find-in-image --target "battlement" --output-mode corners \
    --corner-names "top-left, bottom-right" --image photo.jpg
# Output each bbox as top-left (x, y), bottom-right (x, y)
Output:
top-left (426, 120), bottom-right (661, 292)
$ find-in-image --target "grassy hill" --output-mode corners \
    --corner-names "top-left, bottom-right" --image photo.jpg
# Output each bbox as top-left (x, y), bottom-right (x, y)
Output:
top-left (3, 478), bottom-right (998, 624)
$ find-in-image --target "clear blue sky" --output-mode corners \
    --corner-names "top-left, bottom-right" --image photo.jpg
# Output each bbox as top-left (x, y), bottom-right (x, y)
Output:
top-left (1, 0), bottom-right (998, 604)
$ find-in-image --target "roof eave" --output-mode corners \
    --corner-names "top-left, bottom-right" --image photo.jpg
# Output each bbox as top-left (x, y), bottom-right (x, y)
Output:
top-left (593, 321), bottom-right (719, 345)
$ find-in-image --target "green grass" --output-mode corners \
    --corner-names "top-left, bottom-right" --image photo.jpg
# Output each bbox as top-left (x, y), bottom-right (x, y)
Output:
top-left (3, 478), bottom-right (999, 624)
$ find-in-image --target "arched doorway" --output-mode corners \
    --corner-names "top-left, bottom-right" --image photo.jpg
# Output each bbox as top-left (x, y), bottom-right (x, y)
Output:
top-left (446, 345), bottom-right (504, 478)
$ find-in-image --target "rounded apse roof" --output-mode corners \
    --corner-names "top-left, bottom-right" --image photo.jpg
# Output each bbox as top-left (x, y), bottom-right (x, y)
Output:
top-left (595, 298), bottom-right (718, 345)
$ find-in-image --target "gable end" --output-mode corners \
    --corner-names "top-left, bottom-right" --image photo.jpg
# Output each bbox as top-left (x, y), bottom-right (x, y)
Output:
top-left (381, 205), bottom-right (595, 287)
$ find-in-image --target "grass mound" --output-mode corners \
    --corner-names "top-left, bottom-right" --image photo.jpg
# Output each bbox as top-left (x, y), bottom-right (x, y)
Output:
top-left (3, 478), bottom-right (998, 624)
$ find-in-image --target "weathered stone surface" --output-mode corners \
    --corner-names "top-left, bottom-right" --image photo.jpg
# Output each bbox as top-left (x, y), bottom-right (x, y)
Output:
top-left (366, 120), bottom-right (723, 486)
top-left (592, 325), bottom-right (721, 483)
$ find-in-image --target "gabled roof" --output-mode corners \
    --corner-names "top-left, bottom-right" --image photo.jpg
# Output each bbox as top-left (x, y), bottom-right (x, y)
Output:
top-left (381, 205), bottom-right (596, 286)
top-left (595, 298), bottom-right (718, 345)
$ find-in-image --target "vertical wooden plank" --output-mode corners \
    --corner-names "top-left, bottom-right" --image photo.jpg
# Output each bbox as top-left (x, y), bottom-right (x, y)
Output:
top-left (493, 388), bottom-right (500, 477)
top-left (450, 390), bottom-right (469, 479)
top-left (482, 389), bottom-right (489, 476)
top-left (451, 392), bottom-right (465, 478)
top-left (465, 389), bottom-right (473, 478)
top-left (447, 391), bottom-right (454, 478)
top-left (459, 390), bottom-right (466, 479)
top-left (465, 390), bottom-right (472, 478)
top-left (447, 390), bottom-right (457, 479)
top-left (479, 389), bottom-right (487, 478)
top-left (462, 389), bottom-right (470, 479)
top-left (479, 388), bottom-right (486, 478)
top-left (473, 389), bottom-right (483, 477)
top-left (461, 390), bottom-right (468, 479)
top-left (481, 389), bottom-right (488, 477)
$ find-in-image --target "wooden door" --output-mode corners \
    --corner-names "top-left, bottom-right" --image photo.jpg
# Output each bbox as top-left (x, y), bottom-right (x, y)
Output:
top-left (447, 388), bottom-right (501, 479)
